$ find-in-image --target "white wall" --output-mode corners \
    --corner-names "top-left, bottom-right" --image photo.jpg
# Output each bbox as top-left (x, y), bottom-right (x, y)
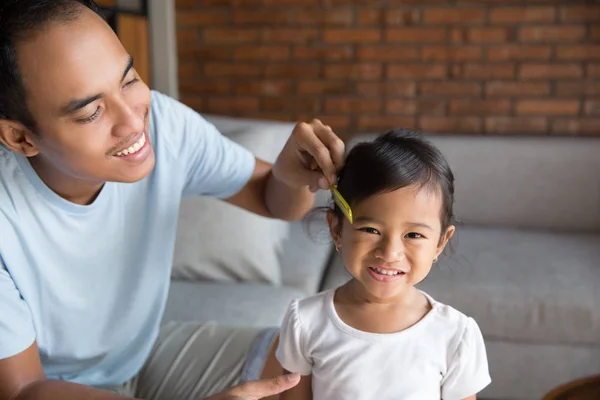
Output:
top-left (147, 0), bottom-right (179, 99)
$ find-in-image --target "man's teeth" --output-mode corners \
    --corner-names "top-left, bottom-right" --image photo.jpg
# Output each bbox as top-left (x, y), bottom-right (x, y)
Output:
top-left (115, 134), bottom-right (146, 156)
top-left (371, 267), bottom-right (403, 276)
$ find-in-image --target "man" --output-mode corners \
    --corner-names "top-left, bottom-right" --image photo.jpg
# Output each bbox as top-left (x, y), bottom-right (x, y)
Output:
top-left (0, 1), bottom-right (344, 399)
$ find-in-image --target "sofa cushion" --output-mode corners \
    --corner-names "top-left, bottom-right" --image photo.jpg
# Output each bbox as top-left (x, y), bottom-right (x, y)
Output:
top-left (162, 280), bottom-right (306, 328)
top-left (172, 122), bottom-right (293, 285)
top-left (322, 226), bottom-right (600, 346)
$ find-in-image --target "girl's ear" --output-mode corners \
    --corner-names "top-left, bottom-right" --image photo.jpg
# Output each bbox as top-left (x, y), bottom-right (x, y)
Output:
top-left (435, 225), bottom-right (455, 258)
top-left (326, 210), bottom-right (342, 247)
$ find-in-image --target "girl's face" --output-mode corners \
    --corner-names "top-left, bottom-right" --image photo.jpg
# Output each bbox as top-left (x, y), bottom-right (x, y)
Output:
top-left (328, 184), bottom-right (454, 302)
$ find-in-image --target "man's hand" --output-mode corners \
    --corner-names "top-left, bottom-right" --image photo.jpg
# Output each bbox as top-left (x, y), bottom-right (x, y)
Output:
top-left (272, 119), bottom-right (345, 193)
top-left (208, 373), bottom-right (301, 400)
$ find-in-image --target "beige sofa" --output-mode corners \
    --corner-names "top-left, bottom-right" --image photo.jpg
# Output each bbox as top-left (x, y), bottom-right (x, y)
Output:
top-left (162, 115), bottom-right (600, 400)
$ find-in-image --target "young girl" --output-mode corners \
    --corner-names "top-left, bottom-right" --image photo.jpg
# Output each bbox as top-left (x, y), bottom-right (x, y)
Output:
top-left (274, 129), bottom-right (491, 400)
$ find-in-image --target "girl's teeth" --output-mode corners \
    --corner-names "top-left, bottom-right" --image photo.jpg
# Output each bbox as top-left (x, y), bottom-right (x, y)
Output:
top-left (373, 267), bottom-right (401, 276)
top-left (116, 134), bottom-right (146, 157)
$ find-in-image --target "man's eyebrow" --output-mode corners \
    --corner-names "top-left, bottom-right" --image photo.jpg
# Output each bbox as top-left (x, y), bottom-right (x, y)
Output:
top-left (60, 57), bottom-right (135, 116)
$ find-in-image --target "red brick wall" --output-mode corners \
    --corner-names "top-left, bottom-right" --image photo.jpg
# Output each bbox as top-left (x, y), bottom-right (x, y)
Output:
top-left (175, 1), bottom-right (600, 137)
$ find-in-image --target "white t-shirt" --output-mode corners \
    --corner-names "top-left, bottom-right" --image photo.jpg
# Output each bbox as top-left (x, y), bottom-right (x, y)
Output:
top-left (276, 289), bottom-right (491, 400)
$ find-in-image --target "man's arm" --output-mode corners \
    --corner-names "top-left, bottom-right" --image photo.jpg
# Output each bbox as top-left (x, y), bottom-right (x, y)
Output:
top-left (226, 120), bottom-right (345, 221)
top-left (0, 342), bottom-right (133, 400)
top-left (226, 158), bottom-right (315, 221)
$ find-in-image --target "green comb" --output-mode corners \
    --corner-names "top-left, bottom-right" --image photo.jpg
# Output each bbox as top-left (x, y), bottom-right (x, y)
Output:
top-left (311, 160), bottom-right (353, 224)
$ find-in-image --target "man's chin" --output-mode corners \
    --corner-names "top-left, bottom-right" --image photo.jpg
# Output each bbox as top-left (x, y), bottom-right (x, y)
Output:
top-left (111, 151), bottom-right (156, 183)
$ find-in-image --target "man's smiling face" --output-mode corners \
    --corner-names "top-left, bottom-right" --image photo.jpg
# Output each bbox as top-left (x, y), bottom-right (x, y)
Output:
top-left (13, 5), bottom-right (155, 186)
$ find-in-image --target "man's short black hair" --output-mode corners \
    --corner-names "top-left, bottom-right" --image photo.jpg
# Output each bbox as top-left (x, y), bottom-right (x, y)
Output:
top-left (0, 1), bottom-right (104, 131)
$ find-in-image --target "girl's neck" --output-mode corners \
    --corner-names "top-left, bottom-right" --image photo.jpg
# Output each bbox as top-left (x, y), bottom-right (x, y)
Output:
top-left (341, 279), bottom-right (420, 307)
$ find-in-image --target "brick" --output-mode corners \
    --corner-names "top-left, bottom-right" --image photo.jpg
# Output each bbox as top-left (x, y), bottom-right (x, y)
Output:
top-left (237, 112), bottom-right (293, 122)
top-left (386, 28), bottom-right (446, 43)
top-left (423, 8), bottom-right (485, 24)
top-left (203, 29), bottom-right (260, 44)
top-left (486, 81), bottom-right (550, 97)
top-left (422, 46), bottom-right (482, 61)
top-left (324, 63), bottom-right (382, 80)
top-left (388, 64), bottom-right (447, 79)
top-left (357, 9), bottom-right (420, 26)
top-left (204, 63), bottom-right (261, 78)
top-left (451, 64), bottom-right (515, 79)
top-left (261, 0), bottom-right (319, 5)
top-left (485, 117), bottom-right (548, 134)
top-left (294, 10), bottom-right (354, 26)
top-left (179, 80), bottom-right (232, 95)
top-left (519, 26), bottom-right (586, 43)
top-left (451, 27), bottom-right (513, 43)
top-left (386, 99), bottom-right (446, 115)
top-left (261, 28), bottom-right (319, 43)
top-left (201, 0), bottom-right (258, 5)
top-left (293, 46), bottom-right (354, 61)
top-left (489, 7), bottom-right (555, 24)
top-left (519, 64), bottom-right (583, 79)
top-left (232, 11), bottom-right (289, 25)
top-left (233, 46), bottom-right (290, 60)
top-left (357, 46), bottom-right (419, 61)
top-left (323, 29), bottom-right (381, 43)
top-left (264, 64), bottom-right (320, 78)
top-left (178, 46), bottom-right (232, 61)
top-left (590, 26), bottom-right (600, 41)
top-left (557, 45), bottom-right (600, 60)
top-left (559, 6), bottom-right (600, 23)
top-left (234, 81), bottom-right (293, 96)
top-left (357, 116), bottom-right (416, 132)
top-left (588, 64), bottom-right (600, 78)
top-left (177, 10), bottom-right (229, 26)
top-left (325, 98), bottom-right (382, 114)
top-left (177, 28), bottom-right (199, 44)
top-left (552, 118), bottom-right (600, 135)
top-left (516, 100), bottom-right (580, 116)
top-left (387, 9), bottom-right (420, 25)
top-left (487, 45), bottom-right (551, 61)
top-left (180, 96), bottom-right (205, 111)
top-left (322, 0), bottom-right (377, 5)
top-left (556, 82), bottom-right (600, 96)
top-left (449, 99), bottom-right (511, 115)
top-left (178, 61), bottom-right (201, 78)
top-left (176, 0), bottom-right (198, 7)
top-left (585, 99), bottom-right (600, 116)
top-left (420, 82), bottom-right (482, 96)
top-left (419, 117), bottom-right (481, 134)
top-left (297, 81), bottom-right (355, 95)
top-left (262, 97), bottom-right (321, 113)
top-left (207, 97), bottom-right (259, 114)
top-left (356, 82), bottom-right (416, 97)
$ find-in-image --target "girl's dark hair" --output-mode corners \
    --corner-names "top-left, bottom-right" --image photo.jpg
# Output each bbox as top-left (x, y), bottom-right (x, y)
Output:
top-left (331, 128), bottom-right (455, 235)
top-left (0, 0), bottom-right (103, 131)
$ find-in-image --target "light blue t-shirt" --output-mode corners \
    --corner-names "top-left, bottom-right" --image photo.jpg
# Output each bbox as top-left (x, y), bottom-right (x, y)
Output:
top-left (0, 91), bottom-right (255, 386)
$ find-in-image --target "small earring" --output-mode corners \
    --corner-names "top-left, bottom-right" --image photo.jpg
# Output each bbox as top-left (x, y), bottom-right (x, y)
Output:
top-left (335, 245), bottom-right (340, 252)
top-left (433, 256), bottom-right (438, 263)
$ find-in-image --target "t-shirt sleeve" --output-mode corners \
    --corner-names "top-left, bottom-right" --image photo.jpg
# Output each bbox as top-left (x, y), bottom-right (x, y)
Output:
top-left (441, 317), bottom-right (491, 400)
top-left (275, 300), bottom-right (313, 375)
top-left (152, 91), bottom-right (256, 199)
top-left (0, 258), bottom-right (36, 359)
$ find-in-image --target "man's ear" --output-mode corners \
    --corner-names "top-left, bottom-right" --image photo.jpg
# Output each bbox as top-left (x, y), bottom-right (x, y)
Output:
top-left (326, 209), bottom-right (342, 248)
top-left (0, 119), bottom-right (39, 156)
top-left (436, 225), bottom-right (455, 259)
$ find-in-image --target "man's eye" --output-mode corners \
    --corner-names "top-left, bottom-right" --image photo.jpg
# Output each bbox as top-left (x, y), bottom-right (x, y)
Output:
top-left (124, 77), bottom-right (139, 88)
top-left (406, 232), bottom-right (424, 239)
top-left (77, 106), bottom-right (102, 124)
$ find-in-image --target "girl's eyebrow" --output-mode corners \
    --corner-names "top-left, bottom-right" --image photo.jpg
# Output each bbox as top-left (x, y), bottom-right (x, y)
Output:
top-left (354, 216), bottom-right (434, 231)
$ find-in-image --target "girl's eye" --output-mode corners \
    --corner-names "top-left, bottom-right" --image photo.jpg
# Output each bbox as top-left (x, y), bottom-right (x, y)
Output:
top-left (124, 77), bottom-right (139, 88)
top-left (406, 232), bottom-right (424, 239)
top-left (360, 227), bottom-right (380, 235)
top-left (77, 106), bottom-right (102, 124)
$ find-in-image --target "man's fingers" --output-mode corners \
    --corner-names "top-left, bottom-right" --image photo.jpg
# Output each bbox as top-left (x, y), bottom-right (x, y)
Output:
top-left (294, 122), bottom-right (338, 185)
top-left (228, 374), bottom-right (301, 399)
top-left (310, 121), bottom-right (345, 173)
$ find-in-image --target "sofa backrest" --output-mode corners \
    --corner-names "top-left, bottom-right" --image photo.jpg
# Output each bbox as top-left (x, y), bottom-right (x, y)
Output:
top-left (348, 134), bottom-right (600, 233)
